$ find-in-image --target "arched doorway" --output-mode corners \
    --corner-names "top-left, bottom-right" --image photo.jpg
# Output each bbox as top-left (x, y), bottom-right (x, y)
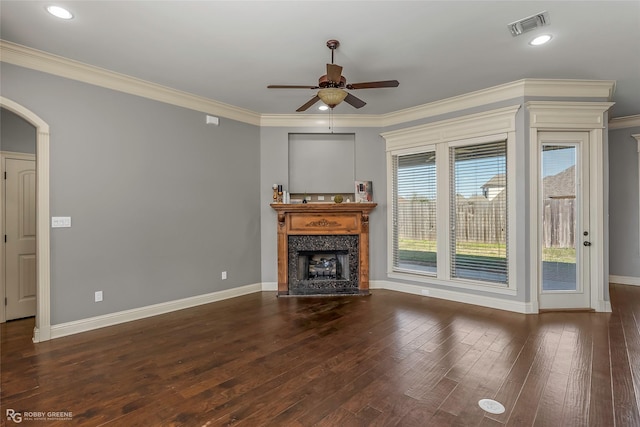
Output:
top-left (0, 97), bottom-right (51, 342)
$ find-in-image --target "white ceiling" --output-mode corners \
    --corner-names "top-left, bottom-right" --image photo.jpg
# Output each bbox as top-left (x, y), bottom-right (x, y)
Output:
top-left (1, 1), bottom-right (639, 118)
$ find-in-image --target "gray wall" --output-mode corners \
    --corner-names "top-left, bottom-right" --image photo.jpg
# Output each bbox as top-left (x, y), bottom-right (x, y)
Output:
top-left (1, 107), bottom-right (36, 154)
top-left (609, 126), bottom-right (640, 278)
top-left (1, 63), bottom-right (261, 324)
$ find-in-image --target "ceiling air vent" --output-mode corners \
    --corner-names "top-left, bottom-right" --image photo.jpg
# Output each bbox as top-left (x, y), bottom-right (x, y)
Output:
top-left (508, 11), bottom-right (549, 36)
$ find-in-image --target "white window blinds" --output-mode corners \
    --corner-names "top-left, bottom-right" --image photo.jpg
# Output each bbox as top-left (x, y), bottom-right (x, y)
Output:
top-left (450, 141), bottom-right (507, 284)
top-left (393, 151), bottom-right (437, 274)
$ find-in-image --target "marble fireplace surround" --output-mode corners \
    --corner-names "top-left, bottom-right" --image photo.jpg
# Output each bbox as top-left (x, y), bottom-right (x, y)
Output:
top-left (270, 203), bottom-right (377, 296)
top-left (288, 234), bottom-right (359, 295)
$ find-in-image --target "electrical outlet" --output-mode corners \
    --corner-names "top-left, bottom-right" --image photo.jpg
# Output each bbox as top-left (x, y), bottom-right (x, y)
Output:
top-left (95, 291), bottom-right (103, 302)
top-left (221, 271), bottom-right (227, 280)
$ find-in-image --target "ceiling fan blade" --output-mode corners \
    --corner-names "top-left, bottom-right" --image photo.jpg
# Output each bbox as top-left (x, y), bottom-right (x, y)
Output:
top-left (343, 93), bottom-right (366, 109)
top-left (296, 95), bottom-right (321, 112)
top-left (326, 64), bottom-right (343, 83)
top-left (268, 85), bottom-right (318, 89)
top-left (346, 80), bottom-right (399, 90)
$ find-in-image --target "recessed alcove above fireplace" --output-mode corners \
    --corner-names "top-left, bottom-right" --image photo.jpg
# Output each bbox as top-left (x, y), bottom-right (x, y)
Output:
top-left (270, 203), bottom-right (377, 296)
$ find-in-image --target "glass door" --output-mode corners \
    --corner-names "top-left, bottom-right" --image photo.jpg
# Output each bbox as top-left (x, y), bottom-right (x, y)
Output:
top-left (538, 132), bottom-right (590, 309)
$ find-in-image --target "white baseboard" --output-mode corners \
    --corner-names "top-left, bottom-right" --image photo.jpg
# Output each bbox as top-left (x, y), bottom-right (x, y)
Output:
top-left (50, 275), bottom-right (621, 340)
top-left (50, 283), bottom-right (262, 339)
top-left (610, 275), bottom-right (640, 286)
top-left (597, 300), bottom-right (613, 313)
top-left (370, 280), bottom-right (538, 314)
top-left (261, 282), bottom-right (278, 291)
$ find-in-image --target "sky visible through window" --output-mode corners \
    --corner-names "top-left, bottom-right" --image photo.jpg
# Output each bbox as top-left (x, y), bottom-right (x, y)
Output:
top-left (542, 146), bottom-right (575, 177)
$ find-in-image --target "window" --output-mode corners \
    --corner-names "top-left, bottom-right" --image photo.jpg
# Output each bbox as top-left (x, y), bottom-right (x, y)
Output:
top-left (392, 150), bottom-right (437, 274)
top-left (450, 141), bottom-right (508, 284)
top-left (383, 105), bottom-right (519, 293)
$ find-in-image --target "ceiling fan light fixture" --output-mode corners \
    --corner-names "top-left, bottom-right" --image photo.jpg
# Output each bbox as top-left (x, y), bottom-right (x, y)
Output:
top-left (318, 105), bottom-right (329, 111)
top-left (317, 88), bottom-right (347, 108)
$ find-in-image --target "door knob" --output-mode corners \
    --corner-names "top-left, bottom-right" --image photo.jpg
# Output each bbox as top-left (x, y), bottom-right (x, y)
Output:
top-left (583, 241), bottom-right (592, 246)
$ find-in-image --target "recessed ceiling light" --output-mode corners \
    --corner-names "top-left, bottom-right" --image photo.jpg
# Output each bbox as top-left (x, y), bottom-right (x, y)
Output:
top-left (530, 34), bottom-right (552, 46)
top-left (318, 105), bottom-right (329, 111)
top-left (47, 5), bottom-right (73, 20)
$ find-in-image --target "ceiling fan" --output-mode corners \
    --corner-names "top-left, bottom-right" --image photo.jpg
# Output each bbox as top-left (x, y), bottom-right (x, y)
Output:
top-left (267, 39), bottom-right (399, 112)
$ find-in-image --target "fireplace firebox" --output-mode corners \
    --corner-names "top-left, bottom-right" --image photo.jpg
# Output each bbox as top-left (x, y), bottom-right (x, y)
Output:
top-left (288, 235), bottom-right (358, 295)
top-left (271, 203), bottom-right (376, 296)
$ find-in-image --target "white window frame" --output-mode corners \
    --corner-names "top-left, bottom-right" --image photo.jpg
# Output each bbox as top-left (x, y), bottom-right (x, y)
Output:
top-left (383, 105), bottom-right (520, 295)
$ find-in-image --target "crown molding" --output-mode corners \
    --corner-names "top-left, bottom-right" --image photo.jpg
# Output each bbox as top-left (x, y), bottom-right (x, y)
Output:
top-left (382, 104), bottom-right (521, 151)
top-left (0, 40), bottom-right (262, 126)
top-left (1, 40), bottom-right (618, 129)
top-left (526, 101), bottom-right (615, 129)
top-left (262, 79), bottom-right (616, 128)
top-left (259, 113), bottom-right (381, 128)
top-left (609, 115), bottom-right (640, 130)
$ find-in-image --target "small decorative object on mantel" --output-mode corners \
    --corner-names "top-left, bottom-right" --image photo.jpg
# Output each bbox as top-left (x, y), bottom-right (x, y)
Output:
top-left (334, 194), bottom-right (343, 203)
top-left (355, 180), bottom-right (373, 202)
top-left (273, 184), bottom-right (284, 203)
top-left (302, 192), bottom-right (308, 203)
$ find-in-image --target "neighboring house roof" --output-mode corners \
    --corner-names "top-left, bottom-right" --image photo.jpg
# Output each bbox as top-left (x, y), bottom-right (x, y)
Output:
top-left (482, 174), bottom-right (506, 189)
top-left (544, 165), bottom-right (576, 199)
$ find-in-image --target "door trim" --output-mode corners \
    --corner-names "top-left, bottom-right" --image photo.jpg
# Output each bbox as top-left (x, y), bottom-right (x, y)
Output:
top-left (0, 97), bottom-right (51, 341)
top-left (527, 101), bottom-right (614, 312)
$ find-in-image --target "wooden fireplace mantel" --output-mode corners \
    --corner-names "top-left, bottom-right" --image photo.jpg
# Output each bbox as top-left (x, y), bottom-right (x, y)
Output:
top-left (270, 203), bottom-right (377, 296)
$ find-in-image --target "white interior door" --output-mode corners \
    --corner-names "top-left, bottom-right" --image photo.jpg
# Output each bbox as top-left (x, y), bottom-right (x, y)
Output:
top-left (4, 156), bottom-right (37, 320)
top-left (538, 132), bottom-right (591, 310)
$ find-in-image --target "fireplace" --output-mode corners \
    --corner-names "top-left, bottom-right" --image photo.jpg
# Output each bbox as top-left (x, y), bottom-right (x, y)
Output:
top-left (288, 235), bottom-right (358, 295)
top-left (271, 203), bottom-right (376, 296)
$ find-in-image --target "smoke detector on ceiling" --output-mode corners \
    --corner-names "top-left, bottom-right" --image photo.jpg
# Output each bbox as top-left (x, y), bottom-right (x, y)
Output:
top-left (508, 11), bottom-right (550, 37)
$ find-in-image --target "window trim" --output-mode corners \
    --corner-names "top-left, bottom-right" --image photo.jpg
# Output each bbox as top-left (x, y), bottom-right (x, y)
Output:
top-left (383, 105), bottom-right (520, 295)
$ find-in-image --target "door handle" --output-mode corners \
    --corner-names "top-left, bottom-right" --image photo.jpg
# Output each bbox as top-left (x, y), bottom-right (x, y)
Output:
top-left (583, 241), bottom-right (592, 247)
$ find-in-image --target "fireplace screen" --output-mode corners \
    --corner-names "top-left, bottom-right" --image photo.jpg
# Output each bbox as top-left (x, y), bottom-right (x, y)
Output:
top-left (288, 234), bottom-right (359, 295)
top-left (297, 252), bottom-right (349, 281)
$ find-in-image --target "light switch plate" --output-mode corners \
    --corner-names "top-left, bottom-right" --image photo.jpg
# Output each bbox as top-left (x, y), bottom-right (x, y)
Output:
top-left (52, 216), bottom-right (72, 228)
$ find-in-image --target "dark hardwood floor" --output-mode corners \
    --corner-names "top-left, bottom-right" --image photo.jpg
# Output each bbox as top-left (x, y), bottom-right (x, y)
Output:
top-left (2, 285), bottom-right (640, 426)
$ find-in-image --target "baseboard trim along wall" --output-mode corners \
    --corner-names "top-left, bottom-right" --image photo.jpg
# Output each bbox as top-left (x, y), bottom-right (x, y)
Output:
top-left (52, 276), bottom-right (622, 340)
top-left (370, 280), bottom-right (539, 314)
top-left (261, 282), bottom-right (278, 291)
top-left (50, 283), bottom-right (262, 339)
top-left (610, 275), bottom-right (640, 286)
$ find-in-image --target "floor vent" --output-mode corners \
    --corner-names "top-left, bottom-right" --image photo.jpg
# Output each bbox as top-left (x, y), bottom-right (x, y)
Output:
top-left (478, 399), bottom-right (506, 414)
